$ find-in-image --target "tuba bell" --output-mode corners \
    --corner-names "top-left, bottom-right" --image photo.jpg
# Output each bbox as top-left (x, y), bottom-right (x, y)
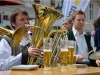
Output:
top-left (0, 26), bottom-right (24, 47)
top-left (27, 3), bottom-right (64, 65)
top-left (31, 3), bottom-right (64, 48)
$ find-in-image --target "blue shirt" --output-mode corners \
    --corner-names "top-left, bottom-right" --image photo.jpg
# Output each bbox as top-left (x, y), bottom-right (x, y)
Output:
top-left (94, 28), bottom-right (100, 51)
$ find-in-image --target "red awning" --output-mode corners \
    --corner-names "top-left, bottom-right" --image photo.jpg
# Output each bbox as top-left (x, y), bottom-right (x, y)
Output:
top-left (0, 0), bottom-right (23, 6)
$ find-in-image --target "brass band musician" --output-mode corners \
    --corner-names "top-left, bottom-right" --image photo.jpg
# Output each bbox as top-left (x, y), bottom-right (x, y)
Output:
top-left (0, 8), bottom-right (41, 70)
top-left (67, 10), bottom-right (97, 66)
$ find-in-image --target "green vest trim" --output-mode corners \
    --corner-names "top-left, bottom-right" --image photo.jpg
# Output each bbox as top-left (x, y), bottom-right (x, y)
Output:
top-left (67, 30), bottom-right (93, 52)
top-left (67, 30), bottom-right (97, 67)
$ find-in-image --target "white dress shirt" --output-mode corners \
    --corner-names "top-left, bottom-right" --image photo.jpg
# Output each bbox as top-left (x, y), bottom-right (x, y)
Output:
top-left (0, 36), bottom-right (30, 70)
top-left (72, 27), bottom-right (94, 62)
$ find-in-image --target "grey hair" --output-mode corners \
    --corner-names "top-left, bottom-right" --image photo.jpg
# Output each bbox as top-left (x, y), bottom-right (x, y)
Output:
top-left (64, 17), bottom-right (73, 25)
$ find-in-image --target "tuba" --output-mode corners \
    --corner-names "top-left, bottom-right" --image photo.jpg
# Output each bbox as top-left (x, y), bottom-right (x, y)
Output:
top-left (35, 27), bottom-right (68, 67)
top-left (31, 3), bottom-right (64, 48)
top-left (0, 26), bottom-right (24, 47)
top-left (27, 3), bottom-right (64, 65)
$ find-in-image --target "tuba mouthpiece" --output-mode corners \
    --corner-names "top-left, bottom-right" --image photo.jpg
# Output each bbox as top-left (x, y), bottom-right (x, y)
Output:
top-left (25, 24), bottom-right (30, 27)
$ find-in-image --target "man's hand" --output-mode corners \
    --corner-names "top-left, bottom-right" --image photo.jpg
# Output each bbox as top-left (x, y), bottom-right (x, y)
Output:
top-left (76, 54), bottom-right (84, 62)
top-left (96, 60), bottom-right (100, 67)
top-left (28, 46), bottom-right (42, 58)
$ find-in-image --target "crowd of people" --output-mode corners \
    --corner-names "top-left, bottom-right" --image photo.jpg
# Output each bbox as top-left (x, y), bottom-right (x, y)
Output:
top-left (0, 6), bottom-right (100, 71)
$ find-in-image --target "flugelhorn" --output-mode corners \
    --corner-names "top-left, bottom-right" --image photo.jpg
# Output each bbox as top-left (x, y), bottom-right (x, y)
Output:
top-left (0, 26), bottom-right (24, 47)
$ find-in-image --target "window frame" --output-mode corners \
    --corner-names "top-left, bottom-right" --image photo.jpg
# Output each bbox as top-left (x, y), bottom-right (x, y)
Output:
top-left (0, 12), bottom-right (3, 24)
top-left (88, 2), bottom-right (95, 22)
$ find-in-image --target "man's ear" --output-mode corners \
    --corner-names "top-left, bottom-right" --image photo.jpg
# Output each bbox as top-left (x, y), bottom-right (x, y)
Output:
top-left (72, 20), bottom-right (74, 24)
top-left (11, 22), bottom-right (16, 27)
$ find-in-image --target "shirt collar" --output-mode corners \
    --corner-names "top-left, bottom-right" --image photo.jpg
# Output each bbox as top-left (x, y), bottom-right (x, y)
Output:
top-left (20, 36), bottom-right (30, 46)
top-left (72, 26), bottom-right (87, 36)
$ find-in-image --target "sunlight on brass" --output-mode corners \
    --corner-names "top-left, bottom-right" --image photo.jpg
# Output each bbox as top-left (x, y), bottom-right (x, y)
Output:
top-left (0, 26), bottom-right (14, 37)
top-left (89, 50), bottom-right (100, 60)
top-left (0, 26), bottom-right (24, 47)
top-left (32, 3), bottom-right (64, 48)
top-left (25, 24), bottom-right (47, 37)
top-left (27, 3), bottom-right (64, 66)
top-left (11, 26), bottom-right (24, 47)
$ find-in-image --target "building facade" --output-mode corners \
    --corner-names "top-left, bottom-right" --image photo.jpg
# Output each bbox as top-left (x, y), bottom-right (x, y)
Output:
top-left (0, 0), bottom-right (100, 31)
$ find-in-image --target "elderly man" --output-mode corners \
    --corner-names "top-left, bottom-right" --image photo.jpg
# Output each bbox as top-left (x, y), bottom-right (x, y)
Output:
top-left (63, 18), bottom-right (73, 31)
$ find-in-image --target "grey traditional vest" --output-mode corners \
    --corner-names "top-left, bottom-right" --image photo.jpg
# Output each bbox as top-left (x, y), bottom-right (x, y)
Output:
top-left (0, 35), bottom-right (29, 65)
top-left (1, 36), bottom-right (22, 56)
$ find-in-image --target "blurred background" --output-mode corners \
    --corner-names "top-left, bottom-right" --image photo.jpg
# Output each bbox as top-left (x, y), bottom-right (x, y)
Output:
top-left (0, 0), bottom-right (100, 32)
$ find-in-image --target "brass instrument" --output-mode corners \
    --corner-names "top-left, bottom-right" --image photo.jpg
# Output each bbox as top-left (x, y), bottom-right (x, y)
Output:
top-left (0, 26), bottom-right (24, 47)
top-left (49, 27), bottom-right (68, 67)
top-left (28, 3), bottom-right (64, 65)
top-left (36, 27), bottom-right (68, 67)
top-left (35, 27), bottom-right (68, 67)
top-left (25, 25), bottom-right (47, 38)
top-left (89, 50), bottom-right (100, 60)
top-left (31, 3), bottom-right (63, 48)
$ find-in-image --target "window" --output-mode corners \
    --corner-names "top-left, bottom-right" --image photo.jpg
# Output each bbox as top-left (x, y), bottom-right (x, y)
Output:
top-left (34, 0), bottom-right (40, 3)
top-left (88, 2), bottom-right (94, 21)
top-left (0, 14), bottom-right (1, 23)
top-left (51, 0), bottom-right (55, 6)
top-left (54, 26), bottom-right (60, 29)
top-left (0, 13), bottom-right (3, 23)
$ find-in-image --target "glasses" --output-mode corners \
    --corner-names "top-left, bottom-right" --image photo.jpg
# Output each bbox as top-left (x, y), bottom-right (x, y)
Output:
top-left (60, 39), bottom-right (68, 69)
top-left (43, 38), bottom-right (52, 71)
top-left (67, 40), bottom-right (76, 68)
